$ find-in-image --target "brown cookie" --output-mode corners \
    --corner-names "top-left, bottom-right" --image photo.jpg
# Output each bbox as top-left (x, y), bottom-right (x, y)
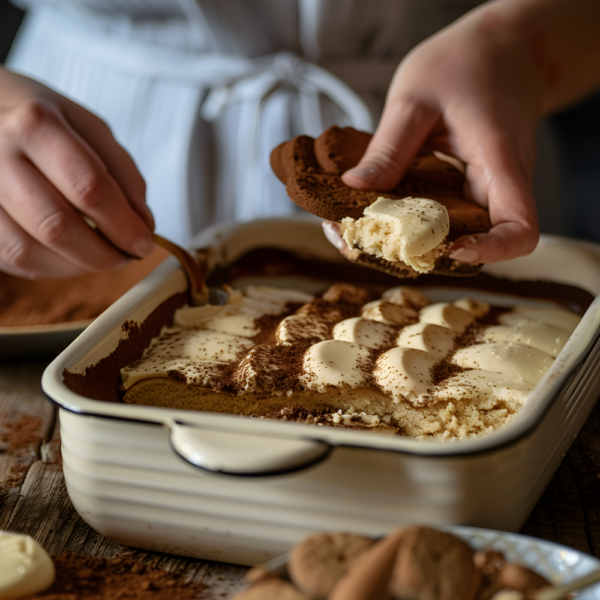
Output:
top-left (333, 222), bottom-right (483, 279)
top-left (321, 283), bottom-right (374, 304)
top-left (232, 578), bottom-right (311, 600)
top-left (389, 526), bottom-right (481, 600)
top-left (330, 529), bottom-right (406, 600)
top-left (396, 149), bottom-right (465, 198)
top-left (498, 562), bottom-right (552, 597)
top-left (271, 126), bottom-right (491, 279)
top-left (271, 125), bottom-right (491, 233)
top-left (474, 550), bottom-right (509, 600)
top-left (314, 126), bottom-right (372, 174)
top-left (286, 134), bottom-right (380, 221)
top-left (288, 532), bottom-right (376, 600)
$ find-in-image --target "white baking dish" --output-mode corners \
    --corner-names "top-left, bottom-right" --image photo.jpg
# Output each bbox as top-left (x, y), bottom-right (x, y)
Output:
top-left (42, 219), bottom-right (600, 566)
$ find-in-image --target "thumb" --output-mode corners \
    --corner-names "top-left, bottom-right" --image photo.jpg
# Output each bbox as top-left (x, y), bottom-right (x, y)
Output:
top-left (342, 99), bottom-right (438, 191)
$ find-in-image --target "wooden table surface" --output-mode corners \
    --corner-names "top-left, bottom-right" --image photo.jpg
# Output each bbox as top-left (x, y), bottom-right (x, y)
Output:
top-left (2, 358), bottom-right (600, 598)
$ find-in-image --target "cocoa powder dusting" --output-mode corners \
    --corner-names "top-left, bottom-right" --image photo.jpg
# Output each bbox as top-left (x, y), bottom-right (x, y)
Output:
top-left (428, 322), bottom-right (484, 387)
top-left (251, 308), bottom-right (295, 345)
top-left (63, 292), bottom-right (188, 402)
top-left (231, 343), bottom-right (310, 393)
top-left (25, 551), bottom-right (206, 600)
top-left (206, 248), bottom-right (594, 314)
top-left (0, 247), bottom-right (168, 327)
top-left (430, 362), bottom-right (466, 386)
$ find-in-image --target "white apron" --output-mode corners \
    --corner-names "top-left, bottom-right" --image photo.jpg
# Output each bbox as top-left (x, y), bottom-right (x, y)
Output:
top-left (8, 0), bottom-right (563, 244)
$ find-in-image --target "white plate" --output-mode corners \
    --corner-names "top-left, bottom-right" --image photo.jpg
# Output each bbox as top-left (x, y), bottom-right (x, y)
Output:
top-left (450, 526), bottom-right (600, 598)
top-left (0, 321), bottom-right (93, 360)
top-left (269, 526), bottom-right (600, 598)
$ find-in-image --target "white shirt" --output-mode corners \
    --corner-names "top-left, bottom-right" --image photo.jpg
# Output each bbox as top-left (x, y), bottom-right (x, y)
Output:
top-left (8, 0), bottom-right (489, 243)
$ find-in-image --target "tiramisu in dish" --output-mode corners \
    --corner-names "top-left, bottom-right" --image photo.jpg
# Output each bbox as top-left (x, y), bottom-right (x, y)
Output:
top-left (270, 126), bottom-right (492, 278)
top-left (120, 282), bottom-right (581, 440)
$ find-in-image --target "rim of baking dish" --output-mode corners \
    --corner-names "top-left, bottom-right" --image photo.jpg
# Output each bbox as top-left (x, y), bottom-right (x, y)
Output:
top-left (42, 219), bottom-right (600, 460)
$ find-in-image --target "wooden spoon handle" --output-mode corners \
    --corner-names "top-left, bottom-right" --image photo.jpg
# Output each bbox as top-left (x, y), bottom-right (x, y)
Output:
top-left (152, 234), bottom-right (208, 306)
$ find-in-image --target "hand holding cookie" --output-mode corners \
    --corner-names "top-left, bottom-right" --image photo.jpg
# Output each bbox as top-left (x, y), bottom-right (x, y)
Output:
top-left (341, 3), bottom-right (544, 267)
top-left (271, 125), bottom-right (491, 279)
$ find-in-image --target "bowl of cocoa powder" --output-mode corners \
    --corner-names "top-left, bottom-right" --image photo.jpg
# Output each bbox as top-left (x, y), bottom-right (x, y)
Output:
top-left (0, 246), bottom-right (169, 358)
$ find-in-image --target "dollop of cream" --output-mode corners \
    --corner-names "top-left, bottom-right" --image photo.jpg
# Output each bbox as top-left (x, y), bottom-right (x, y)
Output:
top-left (431, 371), bottom-right (532, 406)
top-left (419, 302), bottom-right (476, 333)
top-left (174, 285), bottom-right (314, 337)
top-left (451, 342), bottom-right (554, 386)
top-left (397, 322), bottom-right (456, 360)
top-left (276, 314), bottom-right (331, 345)
top-left (301, 340), bottom-right (372, 392)
top-left (121, 329), bottom-right (254, 389)
top-left (484, 322), bottom-right (568, 358)
top-left (499, 306), bottom-right (581, 333)
top-left (381, 286), bottom-right (432, 309)
top-left (0, 532), bottom-right (55, 600)
top-left (333, 317), bottom-right (395, 350)
top-left (341, 196), bottom-right (450, 273)
top-left (361, 300), bottom-right (418, 326)
top-left (373, 347), bottom-right (437, 404)
top-left (453, 298), bottom-right (490, 318)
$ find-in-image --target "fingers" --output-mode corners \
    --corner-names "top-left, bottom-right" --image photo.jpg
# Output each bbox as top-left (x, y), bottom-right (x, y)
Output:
top-left (449, 133), bottom-right (539, 264)
top-left (0, 153), bottom-right (132, 273)
top-left (0, 205), bottom-right (88, 279)
top-left (3, 100), bottom-right (154, 260)
top-left (64, 98), bottom-right (154, 230)
top-left (342, 94), bottom-right (439, 191)
top-left (449, 221), bottom-right (538, 265)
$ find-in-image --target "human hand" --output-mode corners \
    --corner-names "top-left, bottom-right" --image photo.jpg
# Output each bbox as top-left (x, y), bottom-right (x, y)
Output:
top-left (342, 3), bottom-right (545, 264)
top-left (0, 67), bottom-right (154, 279)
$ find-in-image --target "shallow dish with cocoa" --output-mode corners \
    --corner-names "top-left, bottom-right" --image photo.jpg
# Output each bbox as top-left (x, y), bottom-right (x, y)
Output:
top-left (0, 246), bottom-right (169, 358)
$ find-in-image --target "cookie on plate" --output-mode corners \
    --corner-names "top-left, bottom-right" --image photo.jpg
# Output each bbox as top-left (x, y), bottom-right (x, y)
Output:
top-left (389, 526), bottom-right (481, 600)
top-left (288, 532), bottom-right (375, 599)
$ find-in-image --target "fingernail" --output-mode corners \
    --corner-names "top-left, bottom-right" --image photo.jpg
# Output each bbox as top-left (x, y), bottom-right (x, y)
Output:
top-left (132, 235), bottom-right (155, 258)
top-left (449, 247), bottom-right (481, 263)
top-left (344, 165), bottom-right (379, 183)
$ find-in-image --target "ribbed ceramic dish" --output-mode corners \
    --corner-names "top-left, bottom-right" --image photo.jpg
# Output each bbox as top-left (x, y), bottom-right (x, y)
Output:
top-left (42, 219), bottom-right (600, 565)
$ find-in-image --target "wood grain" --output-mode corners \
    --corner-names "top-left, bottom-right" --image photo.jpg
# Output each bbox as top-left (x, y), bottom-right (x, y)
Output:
top-left (0, 359), bottom-right (248, 599)
top-left (2, 358), bottom-right (600, 600)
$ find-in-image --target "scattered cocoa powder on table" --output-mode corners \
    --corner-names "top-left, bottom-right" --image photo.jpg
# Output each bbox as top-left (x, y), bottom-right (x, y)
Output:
top-left (0, 415), bottom-right (44, 492)
top-left (26, 551), bottom-right (207, 600)
top-left (1, 415), bottom-right (44, 453)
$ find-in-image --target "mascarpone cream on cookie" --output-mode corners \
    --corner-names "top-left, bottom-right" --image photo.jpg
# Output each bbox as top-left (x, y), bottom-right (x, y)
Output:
top-left (120, 285), bottom-right (582, 441)
top-left (341, 197), bottom-right (450, 274)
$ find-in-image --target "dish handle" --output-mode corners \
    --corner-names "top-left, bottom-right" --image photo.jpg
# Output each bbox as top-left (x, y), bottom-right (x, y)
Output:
top-left (168, 421), bottom-right (331, 476)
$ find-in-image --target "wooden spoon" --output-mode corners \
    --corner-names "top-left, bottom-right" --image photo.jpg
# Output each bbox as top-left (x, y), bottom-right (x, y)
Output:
top-left (76, 212), bottom-right (208, 306)
top-left (152, 234), bottom-right (208, 306)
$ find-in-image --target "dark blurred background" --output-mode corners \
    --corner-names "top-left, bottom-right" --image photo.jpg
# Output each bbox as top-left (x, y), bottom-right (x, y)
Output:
top-left (0, 0), bottom-right (24, 62)
top-left (1, 0), bottom-right (598, 243)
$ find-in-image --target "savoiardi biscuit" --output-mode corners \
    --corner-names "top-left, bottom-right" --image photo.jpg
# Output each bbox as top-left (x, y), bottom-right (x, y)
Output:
top-left (271, 126), bottom-right (492, 278)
